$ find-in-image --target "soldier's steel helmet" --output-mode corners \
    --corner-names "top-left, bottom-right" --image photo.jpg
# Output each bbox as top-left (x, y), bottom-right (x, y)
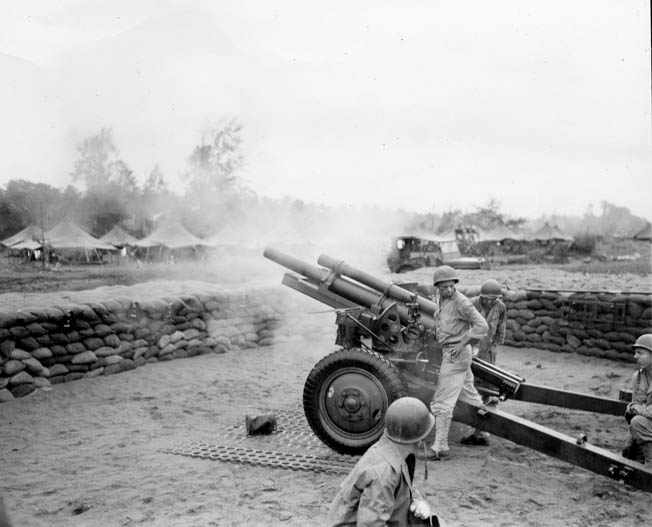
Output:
top-left (384, 397), bottom-right (435, 444)
top-left (432, 265), bottom-right (459, 285)
top-left (632, 334), bottom-right (652, 354)
top-left (480, 279), bottom-right (503, 298)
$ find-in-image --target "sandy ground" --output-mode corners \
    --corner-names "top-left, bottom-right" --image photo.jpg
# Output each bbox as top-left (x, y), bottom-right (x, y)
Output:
top-left (0, 255), bottom-right (651, 527)
top-left (1, 312), bottom-right (651, 527)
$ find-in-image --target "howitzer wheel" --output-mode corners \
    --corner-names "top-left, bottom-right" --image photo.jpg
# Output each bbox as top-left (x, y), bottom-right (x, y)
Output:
top-left (303, 348), bottom-right (407, 455)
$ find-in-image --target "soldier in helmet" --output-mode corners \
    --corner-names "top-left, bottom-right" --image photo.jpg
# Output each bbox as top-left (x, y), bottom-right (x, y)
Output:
top-left (460, 279), bottom-right (507, 446)
top-left (419, 266), bottom-right (489, 461)
top-left (328, 397), bottom-right (441, 526)
top-left (622, 334), bottom-right (652, 465)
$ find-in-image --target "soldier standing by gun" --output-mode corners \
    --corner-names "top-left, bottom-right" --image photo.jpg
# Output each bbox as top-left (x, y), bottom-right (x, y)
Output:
top-left (461, 279), bottom-right (507, 446)
top-left (418, 266), bottom-right (488, 461)
top-left (622, 334), bottom-right (652, 464)
top-left (328, 397), bottom-right (441, 526)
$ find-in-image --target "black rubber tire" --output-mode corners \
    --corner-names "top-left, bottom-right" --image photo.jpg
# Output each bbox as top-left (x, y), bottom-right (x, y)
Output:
top-left (303, 348), bottom-right (408, 455)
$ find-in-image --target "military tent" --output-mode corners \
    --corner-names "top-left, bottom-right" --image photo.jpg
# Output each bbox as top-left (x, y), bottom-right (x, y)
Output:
top-left (0, 224), bottom-right (44, 247)
top-left (480, 225), bottom-right (522, 242)
top-left (527, 222), bottom-right (572, 242)
top-left (45, 220), bottom-right (117, 250)
top-left (134, 221), bottom-right (208, 249)
top-left (100, 224), bottom-right (140, 247)
top-left (11, 239), bottom-right (43, 251)
top-left (633, 222), bottom-right (652, 241)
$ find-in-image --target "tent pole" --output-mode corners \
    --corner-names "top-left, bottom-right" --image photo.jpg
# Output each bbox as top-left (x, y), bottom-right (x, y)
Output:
top-left (40, 203), bottom-right (48, 268)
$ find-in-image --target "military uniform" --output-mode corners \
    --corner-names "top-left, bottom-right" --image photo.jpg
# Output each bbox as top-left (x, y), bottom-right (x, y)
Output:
top-left (470, 296), bottom-right (506, 364)
top-left (427, 290), bottom-right (488, 455)
top-left (629, 366), bottom-right (652, 444)
top-left (328, 434), bottom-right (424, 527)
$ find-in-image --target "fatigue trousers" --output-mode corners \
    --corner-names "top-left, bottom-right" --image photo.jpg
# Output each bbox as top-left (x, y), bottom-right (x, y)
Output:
top-left (428, 344), bottom-right (484, 452)
top-left (630, 415), bottom-right (652, 444)
top-left (471, 344), bottom-right (498, 439)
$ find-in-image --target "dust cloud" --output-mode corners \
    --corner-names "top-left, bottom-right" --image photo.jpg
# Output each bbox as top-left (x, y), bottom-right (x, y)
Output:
top-left (202, 203), bottom-right (414, 286)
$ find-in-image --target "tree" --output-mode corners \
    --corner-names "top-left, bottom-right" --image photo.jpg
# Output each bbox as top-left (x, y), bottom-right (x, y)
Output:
top-left (466, 198), bottom-right (527, 231)
top-left (183, 118), bottom-right (254, 234)
top-left (143, 165), bottom-right (168, 196)
top-left (0, 180), bottom-right (66, 238)
top-left (79, 188), bottom-right (129, 236)
top-left (69, 128), bottom-right (142, 235)
top-left (109, 159), bottom-right (138, 195)
top-left (185, 118), bottom-right (245, 195)
top-left (131, 165), bottom-right (178, 236)
top-left (70, 128), bottom-right (120, 189)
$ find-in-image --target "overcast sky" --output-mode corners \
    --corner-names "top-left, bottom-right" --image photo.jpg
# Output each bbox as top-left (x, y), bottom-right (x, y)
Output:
top-left (1, 0), bottom-right (650, 220)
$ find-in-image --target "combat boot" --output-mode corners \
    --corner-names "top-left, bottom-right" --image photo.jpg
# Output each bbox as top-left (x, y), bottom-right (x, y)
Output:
top-left (416, 415), bottom-right (451, 460)
top-left (640, 442), bottom-right (652, 465)
top-left (622, 437), bottom-right (645, 463)
top-left (431, 415), bottom-right (452, 459)
top-left (461, 431), bottom-right (490, 446)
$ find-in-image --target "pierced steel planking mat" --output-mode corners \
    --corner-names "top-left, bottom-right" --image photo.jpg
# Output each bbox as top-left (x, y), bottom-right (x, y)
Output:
top-left (164, 407), bottom-right (359, 474)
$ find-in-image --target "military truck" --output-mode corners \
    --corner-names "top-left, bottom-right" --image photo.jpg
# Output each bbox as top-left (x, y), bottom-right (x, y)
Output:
top-left (386, 235), bottom-right (490, 273)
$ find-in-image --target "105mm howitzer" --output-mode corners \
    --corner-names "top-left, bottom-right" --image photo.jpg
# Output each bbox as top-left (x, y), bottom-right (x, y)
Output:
top-left (263, 247), bottom-right (652, 491)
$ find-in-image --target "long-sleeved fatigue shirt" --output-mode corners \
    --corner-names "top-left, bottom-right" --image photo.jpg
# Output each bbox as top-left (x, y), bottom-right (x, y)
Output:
top-left (328, 434), bottom-right (422, 527)
top-left (470, 296), bottom-right (507, 351)
top-left (433, 290), bottom-right (488, 346)
top-left (631, 366), bottom-right (652, 419)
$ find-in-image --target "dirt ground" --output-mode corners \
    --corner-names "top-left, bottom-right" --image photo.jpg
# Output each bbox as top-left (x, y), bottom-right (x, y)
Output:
top-left (1, 253), bottom-right (651, 527)
top-left (1, 330), bottom-right (651, 527)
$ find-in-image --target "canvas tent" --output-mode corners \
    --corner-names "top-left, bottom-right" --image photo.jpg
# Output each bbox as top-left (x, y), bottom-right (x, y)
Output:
top-left (633, 222), bottom-right (652, 241)
top-left (527, 222), bottom-right (572, 242)
top-left (0, 224), bottom-right (43, 247)
top-left (100, 224), bottom-right (139, 247)
top-left (45, 220), bottom-right (117, 251)
top-left (480, 225), bottom-right (521, 241)
top-left (134, 221), bottom-right (208, 249)
top-left (11, 239), bottom-right (43, 251)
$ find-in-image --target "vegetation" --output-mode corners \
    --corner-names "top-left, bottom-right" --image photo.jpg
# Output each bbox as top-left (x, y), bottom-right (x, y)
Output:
top-left (404, 197), bottom-right (528, 236)
top-left (0, 119), bottom-right (649, 266)
top-left (569, 233), bottom-right (598, 255)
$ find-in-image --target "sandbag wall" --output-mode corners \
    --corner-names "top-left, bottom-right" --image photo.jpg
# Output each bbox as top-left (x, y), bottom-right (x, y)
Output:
top-left (464, 288), bottom-right (651, 362)
top-left (0, 287), bottom-right (333, 403)
top-left (2, 282), bottom-right (648, 403)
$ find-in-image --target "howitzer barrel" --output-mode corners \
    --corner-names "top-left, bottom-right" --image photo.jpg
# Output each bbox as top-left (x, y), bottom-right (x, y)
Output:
top-left (264, 247), bottom-right (435, 328)
top-left (263, 247), bottom-right (326, 283)
top-left (318, 254), bottom-right (437, 317)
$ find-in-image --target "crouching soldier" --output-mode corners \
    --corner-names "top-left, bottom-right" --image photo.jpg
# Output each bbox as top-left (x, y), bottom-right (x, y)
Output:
top-left (622, 334), bottom-right (652, 464)
top-left (328, 397), bottom-right (442, 526)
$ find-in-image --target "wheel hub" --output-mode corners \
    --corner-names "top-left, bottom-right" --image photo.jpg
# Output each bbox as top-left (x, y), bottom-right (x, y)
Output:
top-left (322, 370), bottom-right (387, 434)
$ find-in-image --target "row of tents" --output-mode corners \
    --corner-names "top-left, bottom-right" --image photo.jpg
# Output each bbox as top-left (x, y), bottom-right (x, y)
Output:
top-left (3, 218), bottom-right (650, 258)
top-left (0, 220), bottom-right (215, 256)
top-left (443, 222), bottom-right (651, 243)
top-left (421, 223), bottom-right (573, 245)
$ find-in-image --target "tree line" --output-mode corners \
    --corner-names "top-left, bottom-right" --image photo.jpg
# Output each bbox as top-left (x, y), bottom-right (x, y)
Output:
top-left (0, 120), bottom-right (256, 241)
top-left (0, 120), bottom-right (646, 243)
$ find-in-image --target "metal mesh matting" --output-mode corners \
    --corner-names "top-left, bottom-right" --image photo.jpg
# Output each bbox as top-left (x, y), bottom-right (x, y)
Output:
top-left (164, 406), bottom-right (359, 474)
